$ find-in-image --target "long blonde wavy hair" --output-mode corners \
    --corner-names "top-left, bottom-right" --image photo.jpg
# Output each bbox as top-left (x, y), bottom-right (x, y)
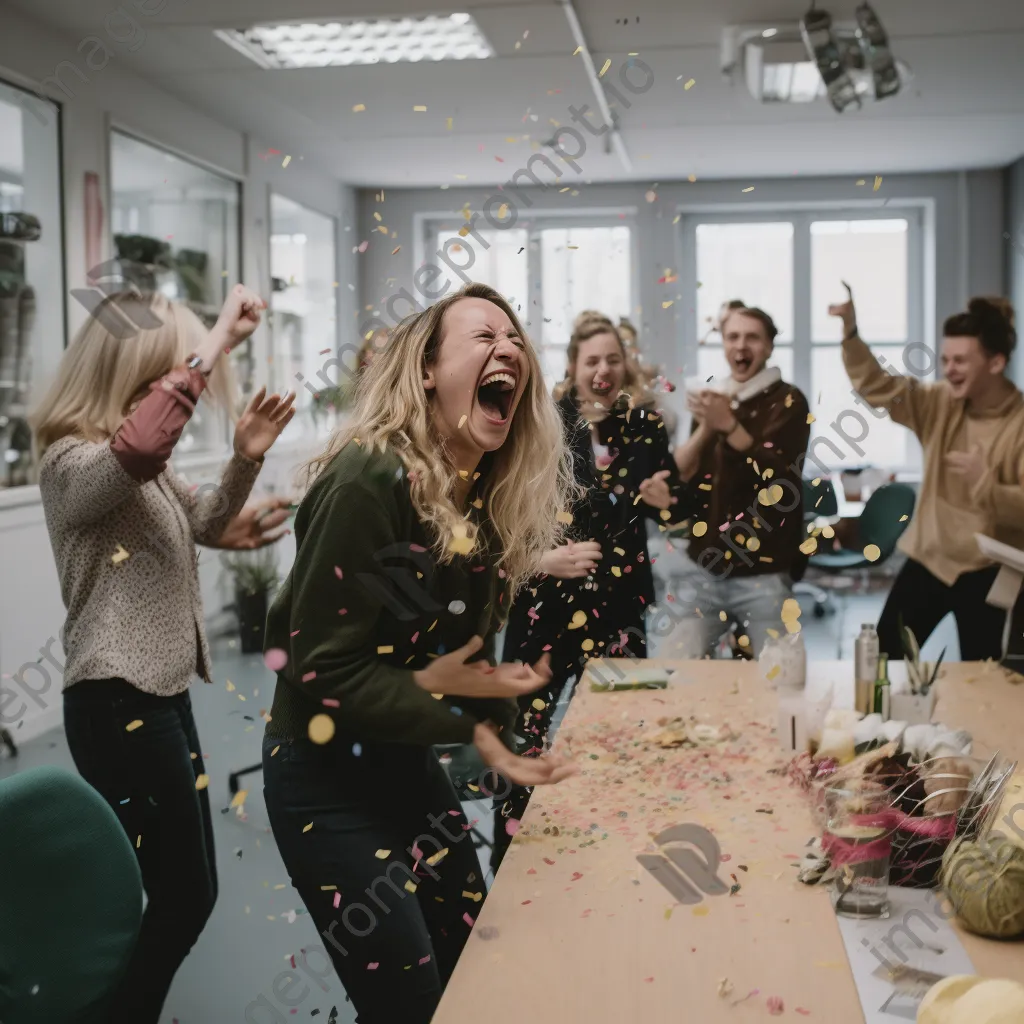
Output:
top-left (305, 283), bottom-right (577, 594)
top-left (31, 292), bottom-right (237, 453)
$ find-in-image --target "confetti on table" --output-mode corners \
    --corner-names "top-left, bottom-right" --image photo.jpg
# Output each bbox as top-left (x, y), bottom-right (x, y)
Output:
top-left (308, 714), bottom-right (335, 745)
top-left (195, 774), bottom-right (210, 791)
top-left (111, 544), bottom-right (130, 564)
top-left (684, 78), bottom-right (696, 89)
top-left (446, 117), bottom-right (453, 129)
top-left (352, 103), bottom-right (365, 112)
top-left (692, 905), bottom-right (709, 916)
top-left (767, 995), bottom-right (785, 1015)
top-left (662, 300), bottom-right (674, 309)
top-left (125, 719), bottom-right (143, 732)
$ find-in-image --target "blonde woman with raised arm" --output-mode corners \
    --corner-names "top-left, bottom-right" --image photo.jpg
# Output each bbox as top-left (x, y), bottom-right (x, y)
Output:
top-left (30, 285), bottom-right (294, 1024)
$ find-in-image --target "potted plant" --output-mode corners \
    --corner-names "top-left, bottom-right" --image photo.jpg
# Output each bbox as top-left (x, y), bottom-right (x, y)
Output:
top-left (222, 548), bottom-right (280, 653)
top-left (891, 623), bottom-right (944, 725)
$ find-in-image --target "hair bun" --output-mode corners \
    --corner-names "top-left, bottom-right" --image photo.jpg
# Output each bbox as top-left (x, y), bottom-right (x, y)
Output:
top-left (968, 296), bottom-right (1015, 328)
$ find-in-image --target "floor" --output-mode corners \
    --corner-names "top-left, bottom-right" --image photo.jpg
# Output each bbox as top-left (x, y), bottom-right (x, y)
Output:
top-left (0, 543), bottom-right (960, 1024)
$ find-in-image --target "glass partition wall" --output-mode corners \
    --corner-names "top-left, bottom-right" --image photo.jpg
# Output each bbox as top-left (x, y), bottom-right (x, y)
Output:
top-left (0, 78), bottom-right (63, 489)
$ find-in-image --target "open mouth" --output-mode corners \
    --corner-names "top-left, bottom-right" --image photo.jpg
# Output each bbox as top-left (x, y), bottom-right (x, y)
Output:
top-left (732, 356), bottom-right (753, 374)
top-left (476, 370), bottom-right (517, 423)
top-left (592, 377), bottom-right (614, 396)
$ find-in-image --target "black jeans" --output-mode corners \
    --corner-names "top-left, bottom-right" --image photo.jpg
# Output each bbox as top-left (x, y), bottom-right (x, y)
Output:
top-left (877, 558), bottom-right (1006, 661)
top-left (262, 735), bottom-right (483, 1024)
top-left (62, 679), bottom-right (217, 1024)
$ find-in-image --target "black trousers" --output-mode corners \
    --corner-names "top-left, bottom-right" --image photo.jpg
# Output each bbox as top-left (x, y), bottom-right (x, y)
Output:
top-left (877, 558), bottom-right (1006, 661)
top-left (262, 735), bottom-right (483, 1024)
top-left (490, 612), bottom-right (648, 873)
top-left (62, 679), bottom-right (217, 1024)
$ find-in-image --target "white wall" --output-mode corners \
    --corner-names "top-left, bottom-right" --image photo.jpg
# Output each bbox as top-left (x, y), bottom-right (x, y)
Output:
top-left (357, 170), bottom-right (1007, 385)
top-left (0, 5), bottom-right (356, 743)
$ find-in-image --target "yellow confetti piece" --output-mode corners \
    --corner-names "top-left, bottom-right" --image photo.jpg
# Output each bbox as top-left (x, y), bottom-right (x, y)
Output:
top-left (567, 244), bottom-right (579, 249)
top-left (873, 175), bottom-right (883, 191)
top-left (799, 537), bottom-right (818, 556)
top-left (195, 774), bottom-right (210, 791)
top-left (737, 634), bottom-right (750, 648)
top-left (125, 719), bottom-right (143, 732)
top-left (226, 680), bottom-right (236, 692)
top-left (899, 514), bottom-right (908, 522)
top-left (413, 105), bottom-right (427, 112)
top-left (599, 59), bottom-right (611, 77)
top-left (581, 638), bottom-right (595, 652)
top-left (863, 543), bottom-right (881, 562)
top-left (573, 45), bottom-right (582, 55)
top-left (742, 186), bottom-right (754, 193)
top-left (758, 484), bottom-right (785, 507)
top-left (426, 848), bottom-right (449, 866)
top-left (664, 906), bottom-right (673, 920)
top-left (692, 904), bottom-right (709, 916)
top-left (404, 880), bottom-right (418, 893)
top-left (282, 155), bottom-right (291, 168)
top-left (302, 823), bottom-right (313, 833)
top-left (659, 509), bottom-right (671, 520)
top-left (719, 610), bottom-right (728, 622)
top-left (692, 521), bottom-right (708, 538)
top-left (684, 78), bottom-right (696, 90)
top-left (377, 645), bottom-right (394, 654)
top-left (781, 598), bottom-right (802, 623)
top-left (231, 789), bottom-right (248, 808)
top-left (556, 510), bottom-right (574, 525)
top-left (532, 698), bottom-right (547, 710)
top-left (353, 103), bottom-right (366, 112)
top-left (766, 628), bottom-right (780, 639)
top-left (766, 665), bottom-right (780, 680)
top-left (321, 885), bottom-right (338, 891)
top-left (611, 566), bottom-right (621, 577)
top-left (111, 544), bottom-right (130, 564)
top-left (308, 714), bottom-right (335, 745)
top-left (662, 300), bottom-right (674, 309)
top-left (687, 173), bottom-right (697, 182)
top-left (136, 834), bottom-right (142, 848)
top-left (446, 116), bottom-right (453, 129)
top-left (375, 849), bottom-right (391, 859)
top-left (806, 413), bottom-right (816, 424)
top-left (497, 203), bottom-right (509, 219)
top-left (746, 537), bottom-right (761, 552)
top-left (568, 610), bottom-right (587, 630)
top-left (472, 498), bottom-right (483, 509)
top-left (449, 525), bottom-right (475, 555)
top-left (855, 179), bottom-right (865, 186)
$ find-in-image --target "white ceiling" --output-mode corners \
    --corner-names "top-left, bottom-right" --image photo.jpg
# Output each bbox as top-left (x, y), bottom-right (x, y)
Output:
top-left (8, 0), bottom-right (1024, 186)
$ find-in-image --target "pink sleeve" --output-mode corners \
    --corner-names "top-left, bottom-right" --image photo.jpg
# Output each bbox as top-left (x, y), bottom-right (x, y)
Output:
top-left (110, 365), bottom-right (207, 481)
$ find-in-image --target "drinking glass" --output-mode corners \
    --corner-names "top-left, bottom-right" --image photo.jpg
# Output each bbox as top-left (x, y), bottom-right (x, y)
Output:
top-left (824, 781), bottom-right (892, 919)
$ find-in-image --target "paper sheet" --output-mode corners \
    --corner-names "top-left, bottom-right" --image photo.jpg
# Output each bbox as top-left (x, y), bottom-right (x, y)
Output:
top-left (834, 886), bottom-right (975, 1021)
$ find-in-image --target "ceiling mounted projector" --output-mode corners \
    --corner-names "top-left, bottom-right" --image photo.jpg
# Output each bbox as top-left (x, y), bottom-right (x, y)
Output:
top-left (722, 2), bottom-right (909, 112)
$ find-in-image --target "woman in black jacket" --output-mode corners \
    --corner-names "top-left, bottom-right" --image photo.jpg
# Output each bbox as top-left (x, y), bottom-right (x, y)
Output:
top-left (491, 315), bottom-right (687, 868)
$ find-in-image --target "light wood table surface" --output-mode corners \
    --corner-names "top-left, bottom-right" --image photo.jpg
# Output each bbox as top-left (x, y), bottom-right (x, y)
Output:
top-left (434, 660), bottom-right (1024, 1023)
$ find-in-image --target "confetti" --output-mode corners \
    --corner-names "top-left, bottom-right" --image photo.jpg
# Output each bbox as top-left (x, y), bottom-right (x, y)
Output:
top-left (426, 848), bottom-right (449, 866)
top-left (567, 610), bottom-right (587, 630)
top-left (195, 774), bottom-right (210, 791)
top-left (458, 414), bottom-right (468, 428)
top-left (391, 246), bottom-right (401, 255)
top-left (282, 155), bottom-right (292, 168)
top-left (599, 59), bottom-right (611, 77)
top-left (226, 680), bottom-right (236, 691)
top-left (767, 996), bottom-right (785, 1015)
top-left (111, 544), bottom-right (130, 564)
top-left (231, 789), bottom-right (248, 808)
top-left (692, 905), bottom-right (710, 916)
top-left (414, 105), bottom-right (427, 112)
top-left (302, 671), bottom-right (317, 682)
top-left (684, 78), bottom-right (696, 89)
top-left (377, 645), bottom-right (394, 654)
top-left (863, 543), bottom-right (881, 562)
top-left (556, 510), bottom-right (574, 524)
top-left (873, 175), bottom-right (883, 191)
top-left (334, 566), bottom-right (344, 579)
top-left (899, 514), bottom-right (908, 522)
top-left (125, 719), bottom-right (143, 732)
top-left (806, 413), bottom-right (816, 424)
top-left (742, 186), bottom-right (755, 193)
top-left (856, 178), bottom-right (866, 186)
top-left (448, 601), bottom-right (466, 615)
top-left (766, 665), bottom-right (780, 680)
top-left (375, 849), bottom-right (391, 859)
top-left (662, 300), bottom-right (674, 309)
top-left (573, 45), bottom-right (582, 55)
top-left (352, 103), bottom-right (365, 112)
top-left (308, 714), bottom-right (335, 745)
top-left (692, 521), bottom-right (708, 537)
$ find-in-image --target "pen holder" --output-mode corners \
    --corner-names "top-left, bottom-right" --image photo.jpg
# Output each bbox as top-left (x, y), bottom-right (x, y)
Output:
top-left (889, 689), bottom-right (936, 726)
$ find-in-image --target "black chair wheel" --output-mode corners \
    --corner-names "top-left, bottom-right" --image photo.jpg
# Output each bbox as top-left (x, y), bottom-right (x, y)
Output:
top-left (813, 602), bottom-right (827, 619)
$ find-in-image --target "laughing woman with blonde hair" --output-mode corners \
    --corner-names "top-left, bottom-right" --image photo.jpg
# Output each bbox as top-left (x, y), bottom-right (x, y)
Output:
top-left (262, 282), bottom-right (577, 1023)
top-left (31, 285), bottom-right (295, 1024)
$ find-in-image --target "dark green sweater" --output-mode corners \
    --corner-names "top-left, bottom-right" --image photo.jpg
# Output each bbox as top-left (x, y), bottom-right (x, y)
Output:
top-left (264, 442), bottom-right (516, 746)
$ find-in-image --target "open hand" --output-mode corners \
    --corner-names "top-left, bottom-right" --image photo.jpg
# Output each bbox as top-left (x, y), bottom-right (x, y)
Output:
top-left (233, 387), bottom-right (296, 461)
top-left (213, 284), bottom-right (267, 351)
top-left (639, 469), bottom-right (678, 511)
top-left (206, 496), bottom-right (292, 550)
top-left (828, 280), bottom-right (857, 335)
top-left (539, 540), bottom-right (602, 578)
top-left (944, 444), bottom-right (986, 489)
top-left (473, 722), bottom-right (577, 788)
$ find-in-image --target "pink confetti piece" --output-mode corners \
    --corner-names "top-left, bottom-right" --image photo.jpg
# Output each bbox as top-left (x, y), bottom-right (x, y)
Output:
top-left (505, 818), bottom-right (520, 836)
top-left (644, 977), bottom-right (655, 983)
top-left (322, 698), bottom-right (340, 708)
top-left (302, 671), bottom-right (317, 682)
top-left (333, 892), bottom-right (341, 908)
top-left (463, 912), bottom-right (475, 926)
top-left (795, 1010), bottom-right (811, 1017)
top-left (289, 630), bottom-right (300, 637)
top-left (334, 566), bottom-right (343, 579)
top-left (367, 962), bottom-right (378, 970)
top-left (418, 955), bottom-right (431, 965)
top-left (338, 608), bottom-right (348, 615)
top-left (411, 632), bottom-right (420, 643)
top-left (767, 996), bottom-right (784, 1015)
top-left (409, 544), bottom-right (427, 553)
top-left (357, 240), bottom-right (368, 253)
top-left (264, 648), bottom-right (288, 672)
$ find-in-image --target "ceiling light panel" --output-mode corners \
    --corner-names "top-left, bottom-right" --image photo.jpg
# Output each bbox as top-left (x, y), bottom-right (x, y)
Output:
top-left (218, 14), bottom-right (495, 68)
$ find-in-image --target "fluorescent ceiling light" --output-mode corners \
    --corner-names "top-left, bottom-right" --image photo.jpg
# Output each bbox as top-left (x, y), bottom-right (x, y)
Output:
top-left (216, 14), bottom-right (494, 68)
top-left (760, 60), bottom-right (824, 102)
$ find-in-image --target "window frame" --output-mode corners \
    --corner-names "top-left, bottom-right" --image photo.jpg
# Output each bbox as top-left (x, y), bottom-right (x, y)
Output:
top-left (418, 209), bottom-right (639, 387)
top-left (678, 203), bottom-right (926, 473)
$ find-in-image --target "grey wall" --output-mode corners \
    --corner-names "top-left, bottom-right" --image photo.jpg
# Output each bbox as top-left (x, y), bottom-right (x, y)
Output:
top-left (1006, 157), bottom-right (1024, 386)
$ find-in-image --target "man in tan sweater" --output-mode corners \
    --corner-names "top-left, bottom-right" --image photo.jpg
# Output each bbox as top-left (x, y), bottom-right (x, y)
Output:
top-left (834, 285), bottom-right (1024, 660)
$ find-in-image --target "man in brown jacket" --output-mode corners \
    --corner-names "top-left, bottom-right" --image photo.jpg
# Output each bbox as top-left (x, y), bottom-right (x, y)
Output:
top-left (666, 304), bottom-right (810, 657)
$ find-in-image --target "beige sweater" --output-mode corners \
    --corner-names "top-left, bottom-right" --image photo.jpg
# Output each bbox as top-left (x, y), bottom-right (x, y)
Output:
top-left (843, 333), bottom-right (1024, 584)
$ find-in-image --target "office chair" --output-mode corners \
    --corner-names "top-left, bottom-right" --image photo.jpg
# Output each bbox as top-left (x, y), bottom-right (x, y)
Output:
top-left (808, 482), bottom-right (916, 656)
top-left (793, 476), bottom-right (841, 618)
top-left (0, 766), bottom-right (143, 1024)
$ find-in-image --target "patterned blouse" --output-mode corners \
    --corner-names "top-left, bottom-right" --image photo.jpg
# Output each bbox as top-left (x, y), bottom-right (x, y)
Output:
top-left (38, 366), bottom-right (262, 696)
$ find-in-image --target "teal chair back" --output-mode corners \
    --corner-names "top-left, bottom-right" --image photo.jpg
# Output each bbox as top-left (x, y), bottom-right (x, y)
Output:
top-left (803, 476), bottom-right (839, 519)
top-left (858, 482), bottom-right (916, 559)
top-left (0, 766), bottom-right (142, 1023)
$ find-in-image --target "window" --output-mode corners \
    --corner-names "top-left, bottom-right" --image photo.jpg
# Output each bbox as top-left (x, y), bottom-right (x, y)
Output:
top-left (426, 217), bottom-right (634, 392)
top-left (0, 79), bottom-right (63, 489)
top-left (269, 195), bottom-right (337, 430)
top-left (682, 210), bottom-right (923, 472)
top-left (110, 131), bottom-right (241, 454)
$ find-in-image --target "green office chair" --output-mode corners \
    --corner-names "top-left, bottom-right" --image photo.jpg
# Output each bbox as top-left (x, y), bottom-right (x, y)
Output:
top-left (793, 476), bottom-right (841, 617)
top-left (808, 482), bottom-right (916, 655)
top-left (0, 766), bottom-right (143, 1023)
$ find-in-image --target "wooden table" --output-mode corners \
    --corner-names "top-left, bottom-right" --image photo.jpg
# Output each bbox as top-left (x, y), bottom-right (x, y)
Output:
top-left (434, 661), bottom-right (1023, 1023)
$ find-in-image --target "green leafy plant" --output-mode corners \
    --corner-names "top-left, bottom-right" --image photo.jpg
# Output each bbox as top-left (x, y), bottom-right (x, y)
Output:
top-left (221, 548), bottom-right (279, 597)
